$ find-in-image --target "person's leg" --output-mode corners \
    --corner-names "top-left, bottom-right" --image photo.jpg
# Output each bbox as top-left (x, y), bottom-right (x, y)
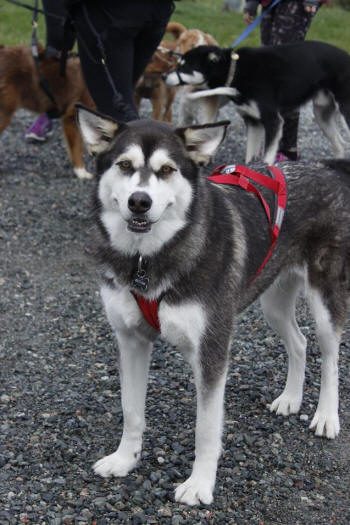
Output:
top-left (26, 1), bottom-right (67, 142)
top-left (132, 1), bottom-right (174, 85)
top-left (267, 0), bottom-right (316, 160)
top-left (42, 0), bottom-right (67, 56)
top-left (71, 3), bottom-right (139, 121)
top-left (260, 10), bottom-right (274, 46)
top-left (268, 0), bottom-right (315, 45)
top-left (72, 1), bottom-right (173, 121)
top-left (260, 8), bottom-right (298, 159)
top-left (79, 25), bottom-right (138, 121)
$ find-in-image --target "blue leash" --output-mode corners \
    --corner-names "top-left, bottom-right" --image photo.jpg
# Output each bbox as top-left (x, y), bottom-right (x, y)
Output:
top-left (230, 0), bottom-right (283, 48)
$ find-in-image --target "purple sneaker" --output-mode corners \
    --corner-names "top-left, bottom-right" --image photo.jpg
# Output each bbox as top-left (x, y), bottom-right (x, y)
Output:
top-left (25, 114), bottom-right (53, 142)
top-left (274, 152), bottom-right (290, 163)
top-left (275, 150), bottom-right (299, 163)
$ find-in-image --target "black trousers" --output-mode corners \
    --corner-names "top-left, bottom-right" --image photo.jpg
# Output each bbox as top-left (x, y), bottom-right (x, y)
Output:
top-left (69, 0), bottom-right (174, 121)
top-left (42, 0), bottom-right (67, 53)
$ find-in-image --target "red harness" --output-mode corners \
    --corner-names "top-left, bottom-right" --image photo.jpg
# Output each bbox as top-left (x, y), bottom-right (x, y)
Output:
top-left (133, 164), bottom-right (287, 332)
top-left (131, 293), bottom-right (160, 332)
top-left (208, 164), bottom-right (287, 277)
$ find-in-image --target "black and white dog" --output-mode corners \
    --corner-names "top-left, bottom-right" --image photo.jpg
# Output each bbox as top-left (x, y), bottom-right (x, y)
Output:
top-left (165, 41), bottom-right (350, 163)
top-left (77, 105), bottom-right (350, 506)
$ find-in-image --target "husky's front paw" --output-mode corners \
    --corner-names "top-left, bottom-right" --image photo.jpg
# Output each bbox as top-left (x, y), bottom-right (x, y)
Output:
top-left (74, 167), bottom-right (94, 180)
top-left (175, 476), bottom-right (214, 506)
top-left (93, 451), bottom-right (139, 478)
top-left (270, 391), bottom-right (302, 416)
top-left (309, 410), bottom-right (340, 439)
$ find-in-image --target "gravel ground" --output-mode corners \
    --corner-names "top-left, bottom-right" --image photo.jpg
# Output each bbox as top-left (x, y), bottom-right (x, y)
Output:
top-left (0, 100), bottom-right (350, 525)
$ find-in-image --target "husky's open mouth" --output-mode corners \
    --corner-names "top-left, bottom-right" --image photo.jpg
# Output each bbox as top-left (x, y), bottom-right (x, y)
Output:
top-left (127, 216), bottom-right (152, 233)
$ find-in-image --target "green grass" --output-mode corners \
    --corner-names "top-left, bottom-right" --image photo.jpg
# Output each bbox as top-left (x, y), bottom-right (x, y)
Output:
top-left (0, 3), bottom-right (46, 45)
top-left (0, 0), bottom-right (349, 51)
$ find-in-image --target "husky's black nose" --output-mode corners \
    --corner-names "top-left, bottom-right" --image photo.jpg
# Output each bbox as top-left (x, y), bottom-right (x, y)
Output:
top-left (128, 192), bottom-right (152, 214)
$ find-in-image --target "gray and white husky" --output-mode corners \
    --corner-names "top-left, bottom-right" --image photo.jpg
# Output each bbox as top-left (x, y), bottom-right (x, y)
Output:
top-left (77, 105), bottom-right (350, 506)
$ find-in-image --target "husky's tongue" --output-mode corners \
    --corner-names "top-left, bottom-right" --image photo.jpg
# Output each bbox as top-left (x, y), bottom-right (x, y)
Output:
top-left (128, 216), bottom-right (151, 233)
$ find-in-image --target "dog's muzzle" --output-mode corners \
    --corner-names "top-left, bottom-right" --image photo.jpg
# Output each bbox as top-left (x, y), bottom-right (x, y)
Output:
top-left (127, 191), bottom-right (152, 233)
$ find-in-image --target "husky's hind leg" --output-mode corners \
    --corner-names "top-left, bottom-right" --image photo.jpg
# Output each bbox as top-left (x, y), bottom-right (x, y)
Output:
top-left (307, 288), bottom-right (341, 438)
top-left (306, 244), bottom-right (350, 438)
top-left (307, 292), bottom-right (343, 438)
top-left (313, 91), bottom-right (345, 158)
top-left (261, 267), bottom-right (307, 416)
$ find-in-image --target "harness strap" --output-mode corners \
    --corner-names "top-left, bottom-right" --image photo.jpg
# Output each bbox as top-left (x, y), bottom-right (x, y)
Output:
top-left (131, 293), bottom-right (160, 332)
top-left (208, 164), bottom-right (287, 277)
top-left (208, 172), bottom-right (273, 224)
top-left (131, 164), bottom-right (287, 331)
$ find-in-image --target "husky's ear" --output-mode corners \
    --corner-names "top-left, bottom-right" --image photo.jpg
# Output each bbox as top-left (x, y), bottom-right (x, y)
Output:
top-left (176, 121), bottom-right (230, 165)
top-left (76, 104), bottom-right (123, 155)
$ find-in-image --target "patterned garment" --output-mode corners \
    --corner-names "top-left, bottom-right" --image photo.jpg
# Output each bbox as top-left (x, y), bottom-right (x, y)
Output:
top-left (260, 0), bottom-right (315, 45)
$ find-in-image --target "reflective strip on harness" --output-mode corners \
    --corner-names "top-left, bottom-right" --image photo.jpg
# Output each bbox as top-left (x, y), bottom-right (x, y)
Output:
top-left (132, 164), bottom-right (287, 331)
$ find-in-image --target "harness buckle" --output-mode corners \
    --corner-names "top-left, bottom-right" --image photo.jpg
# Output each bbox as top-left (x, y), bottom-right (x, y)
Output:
top-left (221, 164), bottom-right (236, 174)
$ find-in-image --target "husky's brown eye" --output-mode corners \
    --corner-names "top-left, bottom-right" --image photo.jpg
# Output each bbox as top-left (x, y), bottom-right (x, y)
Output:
top-left (159, 164), bottom-right (175, 176)
top-left (117, 160), bottom-right (133, 171)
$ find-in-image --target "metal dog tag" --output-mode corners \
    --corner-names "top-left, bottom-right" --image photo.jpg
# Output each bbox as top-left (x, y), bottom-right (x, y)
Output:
top-left (132, 256), bottom-right (149, 292)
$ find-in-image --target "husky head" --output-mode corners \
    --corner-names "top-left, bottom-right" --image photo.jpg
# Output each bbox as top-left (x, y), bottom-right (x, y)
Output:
top-left (77, 105), bottom-right (229, 256)
top-left (165, 45), bottom-right (224, 87)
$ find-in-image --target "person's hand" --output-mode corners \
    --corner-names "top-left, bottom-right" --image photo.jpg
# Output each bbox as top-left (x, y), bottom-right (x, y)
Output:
top-left (303, 0), bottom-right (319, 13)
top-left (304, 4), bottom-right (317, 12)
top-left (243, 12), bottom-right (255, 24)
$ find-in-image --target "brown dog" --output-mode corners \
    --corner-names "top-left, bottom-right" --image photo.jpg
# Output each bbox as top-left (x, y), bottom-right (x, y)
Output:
top-left (134, 22), bottom-right (186, 123)
top-left (175, 28), bottom-right (218, 55)
top-left (0, 45), bottom-right (94, 179)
